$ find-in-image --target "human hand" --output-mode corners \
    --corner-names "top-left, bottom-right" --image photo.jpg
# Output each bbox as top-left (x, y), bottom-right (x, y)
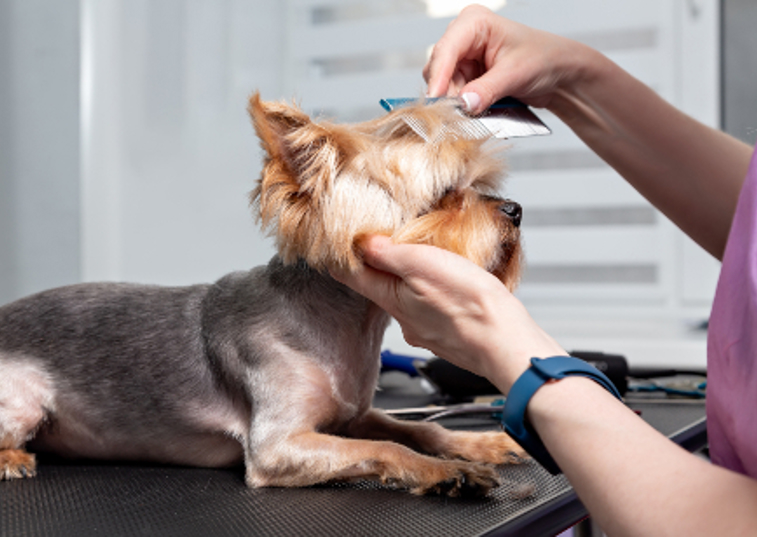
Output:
top-left (331, 235), bottom-right (565, 393)
top-left (423, 4), bottom-right (596, 114)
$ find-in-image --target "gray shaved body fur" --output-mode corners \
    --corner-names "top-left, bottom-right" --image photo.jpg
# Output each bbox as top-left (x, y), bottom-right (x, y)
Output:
top-left (0, 257), bottom-right (387, 468)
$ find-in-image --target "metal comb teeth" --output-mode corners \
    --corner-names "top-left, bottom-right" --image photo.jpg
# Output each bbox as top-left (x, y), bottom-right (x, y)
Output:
top-left (399, 107), bottom-right (493, 143)
top-left (380, 97), bottom-right (551, 142)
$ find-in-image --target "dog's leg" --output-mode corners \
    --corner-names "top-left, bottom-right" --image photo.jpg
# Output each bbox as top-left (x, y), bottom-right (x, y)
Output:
top-left (0, 360), bottom-right (54, 480)
top-left (348, 409), bottom-right (527, 465)
top-left (245, 431), bottom-right (500, 496)
top-left (0, 449), bottom-right (36, 480)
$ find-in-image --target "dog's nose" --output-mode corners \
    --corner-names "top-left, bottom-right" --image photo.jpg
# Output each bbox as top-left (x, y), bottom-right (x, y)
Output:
top-left (500, 201), bottom-right (522, 227)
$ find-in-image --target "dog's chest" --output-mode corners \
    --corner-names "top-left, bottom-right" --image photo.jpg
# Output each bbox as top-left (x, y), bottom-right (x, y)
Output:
top-left (214, 262), bottom-right (390, 433)
top-left (247, 326), bottom-right (384, 433)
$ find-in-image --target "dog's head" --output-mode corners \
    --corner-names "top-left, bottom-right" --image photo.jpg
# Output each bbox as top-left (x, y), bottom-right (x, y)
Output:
top-left (248, 93), bottom-right (523, 290)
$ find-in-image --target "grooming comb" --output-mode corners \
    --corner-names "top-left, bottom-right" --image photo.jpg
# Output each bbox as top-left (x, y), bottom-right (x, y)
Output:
top-left (379, 97), bottom-right (550, 142)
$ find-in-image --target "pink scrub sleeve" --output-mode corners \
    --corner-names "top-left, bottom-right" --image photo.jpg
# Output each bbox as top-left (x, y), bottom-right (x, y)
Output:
top-left (708, 146), bottom-right (757, 477)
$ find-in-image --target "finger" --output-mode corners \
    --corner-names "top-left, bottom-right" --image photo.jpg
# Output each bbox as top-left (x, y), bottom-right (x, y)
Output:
top-left (422, 46), bottom-right (443, 93)
top-left (457, 59), bottom-right (484, 86)
top-left (457, 49), bottom-right (521, 113)
top-left (329, 260), bottom-right (402, 317)
top-left (358, 235), bottom-right (429, 279)
top-left (360, 235), bottom-right (477, 290)
top-left (460, 23), bottom-right (561, 112)
top-left (446, 60), bottom-right (482, 97)
top-left (459, 72), bottom-right (511, 115)
top-left (423, 43), bottom-right (455, 98)
top-left (423, 11), bottom-right (488, 98)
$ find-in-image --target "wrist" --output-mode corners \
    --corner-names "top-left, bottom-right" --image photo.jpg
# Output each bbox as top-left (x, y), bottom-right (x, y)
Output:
top-left (478, 296), bottom-right (566, 394)
top-left (546, 44), bottom-right (615, 121)
top-left (486, 341), bottom-right (566, 395)
top-left (502, 356), bottom-right (623, 474)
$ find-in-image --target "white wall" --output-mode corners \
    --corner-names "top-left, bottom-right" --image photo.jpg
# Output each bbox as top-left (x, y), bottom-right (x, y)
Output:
top-left (0, 0), bottom-right (81, 304)
top-left (81, 0), bottom-right (283, 286)
top-left (1, 0), bottom-right (284, 303)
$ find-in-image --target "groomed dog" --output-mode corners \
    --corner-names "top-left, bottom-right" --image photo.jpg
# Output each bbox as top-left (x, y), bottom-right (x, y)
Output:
top-left (0, 93), bottom-right (525, 496)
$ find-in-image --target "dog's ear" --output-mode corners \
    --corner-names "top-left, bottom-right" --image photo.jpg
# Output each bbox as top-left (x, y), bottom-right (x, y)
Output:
top-left (248, 92), bottom-right (364, 268)
top-left (248, 93), bottom-right (359, 193)
top-left (248, 92), bottom-right (310, 167)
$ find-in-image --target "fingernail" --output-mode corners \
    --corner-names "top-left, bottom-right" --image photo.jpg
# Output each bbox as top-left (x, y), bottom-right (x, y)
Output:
top-left (461, 92), bottom-right (481, 113)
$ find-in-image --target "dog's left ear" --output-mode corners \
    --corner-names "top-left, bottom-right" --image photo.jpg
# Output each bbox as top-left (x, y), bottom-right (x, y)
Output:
top-left (248, 92), bottom-right (362, 267)
top-left (248, 92), bottom-right (310, 168)
top-left (248, 93), bottom-right (358, 194)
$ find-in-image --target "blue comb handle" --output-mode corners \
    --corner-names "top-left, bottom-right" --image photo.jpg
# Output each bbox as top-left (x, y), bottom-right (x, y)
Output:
top-left (379, 97), bottom-right (528, 113)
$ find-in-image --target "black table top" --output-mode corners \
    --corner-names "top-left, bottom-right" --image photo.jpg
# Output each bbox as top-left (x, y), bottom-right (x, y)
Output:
top-left (0, 373), bottom-right (707, 537)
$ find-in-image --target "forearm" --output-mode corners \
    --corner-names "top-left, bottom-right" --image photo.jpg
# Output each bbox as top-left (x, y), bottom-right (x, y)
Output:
top-left (549, 46), bottom-right (753, 259)
top-left (523, 376), bottom-right (757, 536)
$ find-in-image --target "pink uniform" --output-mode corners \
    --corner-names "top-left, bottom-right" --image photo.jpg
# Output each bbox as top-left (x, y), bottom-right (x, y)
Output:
top-left (708, 146), bottom-right (757, 477)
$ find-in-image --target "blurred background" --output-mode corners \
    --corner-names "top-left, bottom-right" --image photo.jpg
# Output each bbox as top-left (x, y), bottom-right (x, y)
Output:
top-left (1, 0), bottom-right (755, 368)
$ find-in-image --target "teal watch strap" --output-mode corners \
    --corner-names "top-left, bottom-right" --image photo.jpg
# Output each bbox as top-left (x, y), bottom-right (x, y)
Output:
top-left (502, 356), bottom-right (623, 475)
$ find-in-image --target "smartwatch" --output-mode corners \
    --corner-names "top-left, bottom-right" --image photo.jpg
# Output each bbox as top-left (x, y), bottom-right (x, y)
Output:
top-left (502, 355), bottom-right (623, 475)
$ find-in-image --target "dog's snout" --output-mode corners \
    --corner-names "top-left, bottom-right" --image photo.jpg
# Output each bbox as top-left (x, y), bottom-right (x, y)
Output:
top-left (500, 201), bottom-right (522, 227)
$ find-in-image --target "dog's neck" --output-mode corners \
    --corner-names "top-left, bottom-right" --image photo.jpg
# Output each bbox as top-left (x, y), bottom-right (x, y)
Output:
top-left (265, 256), bottom-right (390, 345)
top-left (260, 256), bottom-right (390, 412)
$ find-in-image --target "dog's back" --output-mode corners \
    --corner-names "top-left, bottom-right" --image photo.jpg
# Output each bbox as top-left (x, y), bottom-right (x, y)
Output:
top-left (0, 278), bottom-right (254, 466)
top-left (0, 257), bottom-right (385, 470)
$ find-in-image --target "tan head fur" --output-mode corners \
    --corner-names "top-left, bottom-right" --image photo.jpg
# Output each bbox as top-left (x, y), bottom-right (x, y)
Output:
top-left (248, 93), bottom-right (523, 290)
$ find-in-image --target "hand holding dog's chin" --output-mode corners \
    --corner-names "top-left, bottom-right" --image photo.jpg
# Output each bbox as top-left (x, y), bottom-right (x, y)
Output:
top-left (331, 236), bottom-right (565, 394)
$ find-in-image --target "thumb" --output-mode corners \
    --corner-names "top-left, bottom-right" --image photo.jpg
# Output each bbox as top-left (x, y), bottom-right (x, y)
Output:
top-left (357, 235), bottom-right (408, 275)
top-left (358, 235), bottom-right (446, 285)
top-left (329, 261), bottom-right (402, 318)
top-left (459, 70), bottom-right (513, 115)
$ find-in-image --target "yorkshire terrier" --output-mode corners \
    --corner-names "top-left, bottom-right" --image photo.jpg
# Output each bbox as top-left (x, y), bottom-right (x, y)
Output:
top-left (0, 93), bottom-right (525, 497)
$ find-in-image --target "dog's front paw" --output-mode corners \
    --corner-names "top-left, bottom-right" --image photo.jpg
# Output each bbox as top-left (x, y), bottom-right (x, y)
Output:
top-left (446, 431), bottom-right (529, 465)
top-left (410, 460), bottom-right (500, 498)
top-left (0, 449), bottom-right (37, 480)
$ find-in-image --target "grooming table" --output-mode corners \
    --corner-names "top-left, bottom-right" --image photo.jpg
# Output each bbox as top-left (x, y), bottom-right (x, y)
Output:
top-left (0, 374), bottom-right (706, 537)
